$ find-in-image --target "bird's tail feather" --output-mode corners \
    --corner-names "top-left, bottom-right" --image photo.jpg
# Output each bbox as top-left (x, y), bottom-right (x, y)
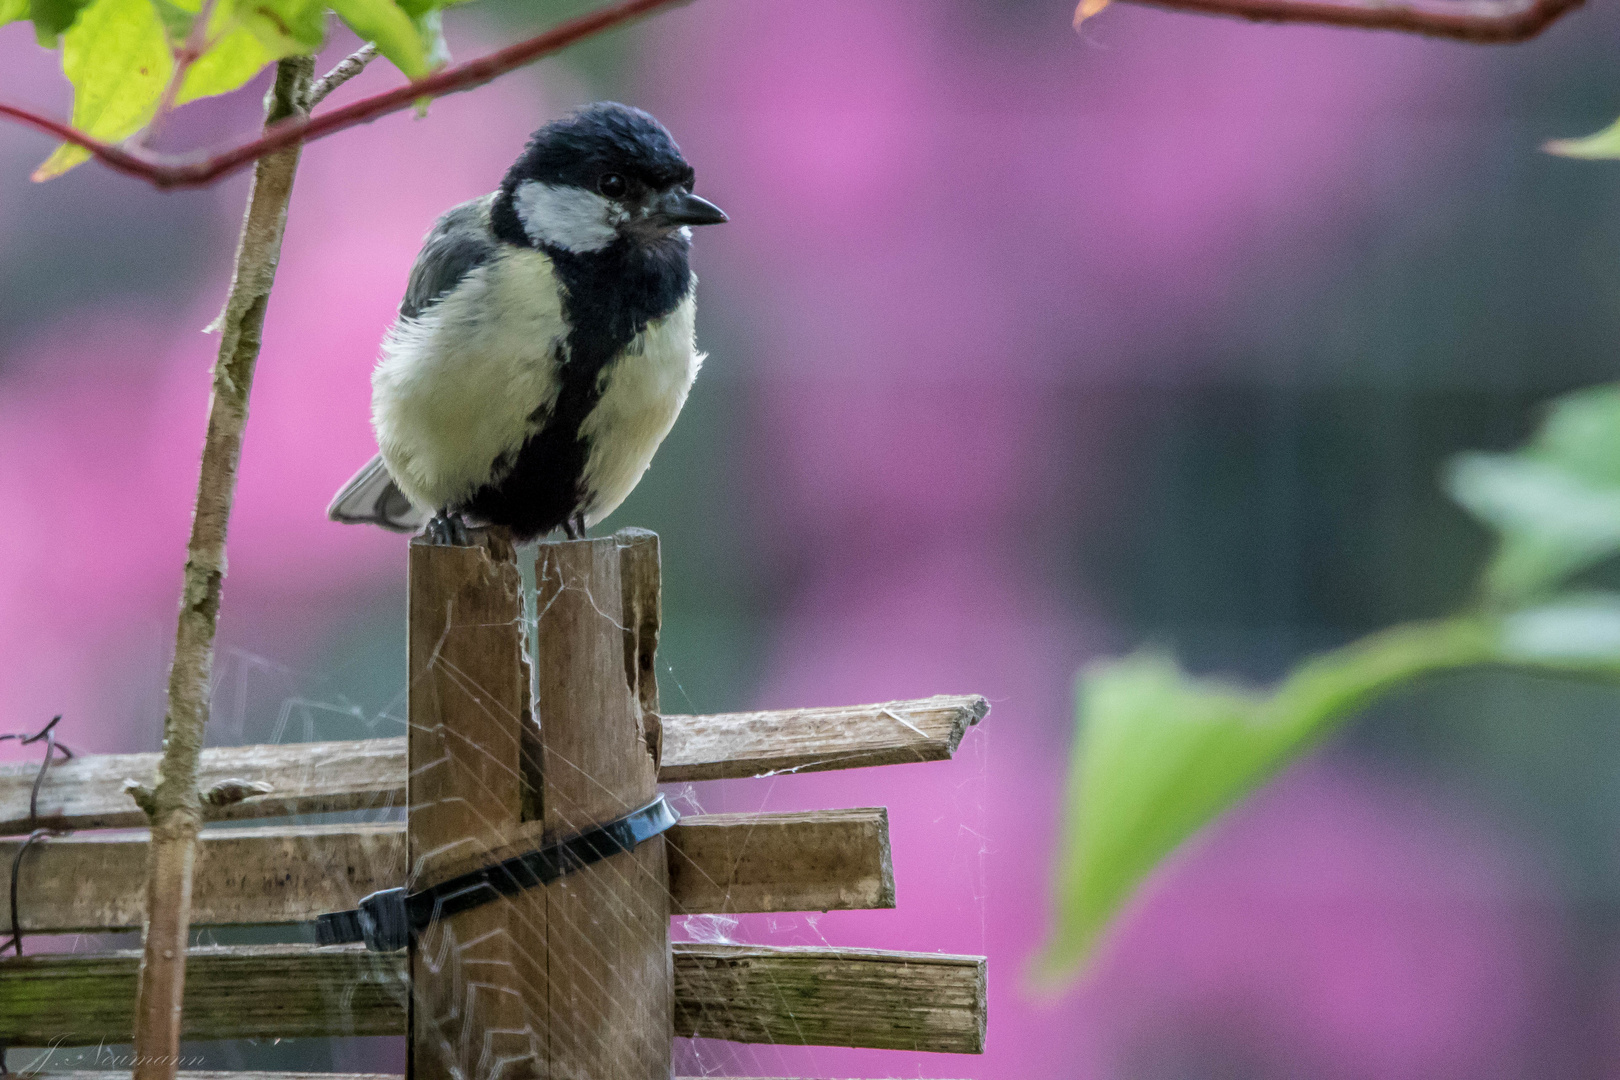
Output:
top-left (328, 455), bottom-right (428, 533)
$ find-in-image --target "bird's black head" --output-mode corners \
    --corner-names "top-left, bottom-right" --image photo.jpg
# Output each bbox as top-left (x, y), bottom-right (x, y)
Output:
top-left (491, 102), bottom-right (727, 255)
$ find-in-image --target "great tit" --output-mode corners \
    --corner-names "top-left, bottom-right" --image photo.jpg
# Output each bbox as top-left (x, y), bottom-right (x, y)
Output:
top-left (327, 101), bottom-right (727, 544)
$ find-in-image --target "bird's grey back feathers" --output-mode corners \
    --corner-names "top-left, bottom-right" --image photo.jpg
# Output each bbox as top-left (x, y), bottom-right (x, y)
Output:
top-left (401, 193), bottom-right (500, 320)
top-left (329, 195), bottom-right (504, 532)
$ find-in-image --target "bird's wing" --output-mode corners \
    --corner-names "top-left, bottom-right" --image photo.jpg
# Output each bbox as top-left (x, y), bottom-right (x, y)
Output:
top-left (327, 454), bottom-right (428, 533)
top-left (401, 192), bottom-right (501, 320)
top-left (331, 194), bottom-right (502, 531)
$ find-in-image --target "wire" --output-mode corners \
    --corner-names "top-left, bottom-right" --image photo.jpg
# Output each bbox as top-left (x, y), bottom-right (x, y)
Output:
top-left (1, 714), bottom-right (76, 959)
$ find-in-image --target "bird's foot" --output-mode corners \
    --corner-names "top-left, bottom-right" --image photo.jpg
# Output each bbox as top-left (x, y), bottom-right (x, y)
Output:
top-left (424, 511), bottom-right (470, 546)
top-left (572, 512), bottom-right (588, 539)
top-left (561, 513), bottom-right (588, 541)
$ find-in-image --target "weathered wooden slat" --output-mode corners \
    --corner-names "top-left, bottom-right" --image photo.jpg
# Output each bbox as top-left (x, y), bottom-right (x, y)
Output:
top-left (15, 1075), bottom-right (406, 1080)
top-left (13, 1074), bottom-right (973, 1080)
top-left (0, 945), bottom-right (405, 1043)
top-left (0, 809), bottom-right (894, 931)
top-left (0, 697), bottom-right (986, 834)
top-left (673, 944), bottom-right (986, 1055)
top-left (15, 1075), bottom-right (404, 1080)
top-left (668, 807), bottom-right (892, 915)
top-left (0, 738), bottom-right (404, 834)
top-left (657, 696), bottom-right (987, 783)
top-left (0, 943), bottom-right (987, 1054)
top-left (1, 822), bottom-right (397, 931)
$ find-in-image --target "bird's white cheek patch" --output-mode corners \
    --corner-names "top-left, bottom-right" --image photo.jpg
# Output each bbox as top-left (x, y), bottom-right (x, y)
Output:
top-left (513, 180), bottom-right (620, 253)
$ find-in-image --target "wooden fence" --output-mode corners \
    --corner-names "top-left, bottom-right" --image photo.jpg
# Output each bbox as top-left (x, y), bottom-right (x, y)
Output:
top-left (0, 528), bottom-right (989, 1080)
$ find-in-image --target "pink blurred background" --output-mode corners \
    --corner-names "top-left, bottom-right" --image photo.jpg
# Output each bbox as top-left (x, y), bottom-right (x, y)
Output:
top-left (5, 1), bottom-right (1620, 1076)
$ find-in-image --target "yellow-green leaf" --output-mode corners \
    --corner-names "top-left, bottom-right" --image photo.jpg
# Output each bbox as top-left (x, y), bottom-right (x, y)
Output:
top-left (1545, 115), bottom-right (1620, 160)
top-left (34, 0), bottom-right (173, 181)
top-left (396, 0), bottom-right (470, 22)
top-left (177, 22), bottom-right (273, 104)
top-left (1, 0), bottom-right (29, 25)
top-left (177, 0), bottom-right (327, 107)
top-left (173, 0), bottom-right (298, 106)
top-left (240, 0), bottom-right (326, 58)
top-left (328, 0), bottom-right (428, 79)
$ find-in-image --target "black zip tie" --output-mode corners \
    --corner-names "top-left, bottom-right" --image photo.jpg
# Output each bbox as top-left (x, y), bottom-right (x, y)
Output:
top-left (316, 794), bottom-right (678, 951)
top-left (2, 715), bottom-right (76, 959)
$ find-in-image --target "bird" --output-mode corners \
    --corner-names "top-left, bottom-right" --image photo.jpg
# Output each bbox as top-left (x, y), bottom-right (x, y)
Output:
top-left (327, 101), bottom-right (727, 545)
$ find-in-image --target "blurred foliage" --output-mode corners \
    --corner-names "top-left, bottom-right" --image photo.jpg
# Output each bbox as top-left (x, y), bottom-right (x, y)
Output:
top-left (1042, 384), bottom-right (1620, 981)
top-left (1449, 388), bottom-right (1620, 606)
top-left (6, 0), bottom-right (459, 179)
top-left (1546, 115), bottom-right (1620, 160)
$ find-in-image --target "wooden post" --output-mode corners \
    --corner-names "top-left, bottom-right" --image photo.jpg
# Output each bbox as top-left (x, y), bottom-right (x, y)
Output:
top-left (405, 528), bottom-right (669, 1080)
top-left (406, 529), bottom-right (539, 1080)
top-left (531, 529), bottom-right (670, 1080)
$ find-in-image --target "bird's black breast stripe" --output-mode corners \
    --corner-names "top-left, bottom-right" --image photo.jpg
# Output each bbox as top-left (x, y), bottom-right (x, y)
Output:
top-left (459, 235), bottom-right (692, 540)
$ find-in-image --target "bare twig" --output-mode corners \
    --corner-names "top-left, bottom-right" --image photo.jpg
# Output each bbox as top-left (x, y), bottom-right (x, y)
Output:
top-left (129, 55), bottom-right (314, 1080)
top-left (0, 0), bottom-right (686, 190)
top-left (307, 42), bottom-right (378, 110)
top-left (1110, 0), bottom-right (1581, 41)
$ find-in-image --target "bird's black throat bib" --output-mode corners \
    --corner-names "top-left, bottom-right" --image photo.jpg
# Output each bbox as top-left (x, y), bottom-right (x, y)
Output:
top-left (460, 235), bottom-right (693, 541)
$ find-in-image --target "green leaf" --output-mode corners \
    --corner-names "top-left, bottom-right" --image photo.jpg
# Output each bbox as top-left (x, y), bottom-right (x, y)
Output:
top-left (237, 0), bottom-right (325, 58)
top-left (35, 0), bottom-right (173, 180)
top-left (174, 0), bottom-right (326, 106)
top-left (1, 0), bottom-right (29, 26)
top-left (28, 0), bottom-right (94, 43)
top-left (150, 0), bottom-right (195, 39)
top-left (1040, 384), bottom-right (1620, 987)
top-left (1446, 384), bottom-right (1620, 606)
top-left (1501, 592), bottom-right (1620, 666)
top-left (1545, 116), bottom-right (1620, 160)
top-left (396, 0), bottom-right (470, 22)
top-left (1038, 619), bottom-right (1504, 982)
top-left (177, 23), bottom-right (273, 104)
top-left (327, 0), bottom-right (429, 79)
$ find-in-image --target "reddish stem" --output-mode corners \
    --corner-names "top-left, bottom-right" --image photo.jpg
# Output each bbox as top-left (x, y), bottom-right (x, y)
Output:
top-left (0, 0), bottom-right (688, 190)
top-left (1115, 0), bottom-right (1581, 40)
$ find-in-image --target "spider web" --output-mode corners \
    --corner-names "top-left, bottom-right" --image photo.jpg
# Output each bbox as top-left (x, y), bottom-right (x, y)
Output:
top-left (10, 548), bottom-right (990, 1080)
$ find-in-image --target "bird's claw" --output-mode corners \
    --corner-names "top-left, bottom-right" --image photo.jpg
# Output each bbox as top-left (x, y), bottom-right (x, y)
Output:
top-left (425, 511), bottom-right (470, 546)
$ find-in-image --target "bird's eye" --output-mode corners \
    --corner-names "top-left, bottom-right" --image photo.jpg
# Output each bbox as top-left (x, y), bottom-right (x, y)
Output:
top-left (598, 173), bottom-right (627, 199)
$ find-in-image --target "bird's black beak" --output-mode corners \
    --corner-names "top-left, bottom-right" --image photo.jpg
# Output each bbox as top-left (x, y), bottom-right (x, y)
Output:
top-left (652, 189), bottom-right (728, 228)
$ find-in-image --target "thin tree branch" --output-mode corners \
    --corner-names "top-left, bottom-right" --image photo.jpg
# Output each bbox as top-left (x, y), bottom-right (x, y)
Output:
top-left (307, 42), bottom-right (377, 109)
top-left (1112, 0), bottom-right (1581, 42)
top-left (0, 0), bottom-right (687, 190)
top-left (129, 55), bottom-right (314, 1080)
